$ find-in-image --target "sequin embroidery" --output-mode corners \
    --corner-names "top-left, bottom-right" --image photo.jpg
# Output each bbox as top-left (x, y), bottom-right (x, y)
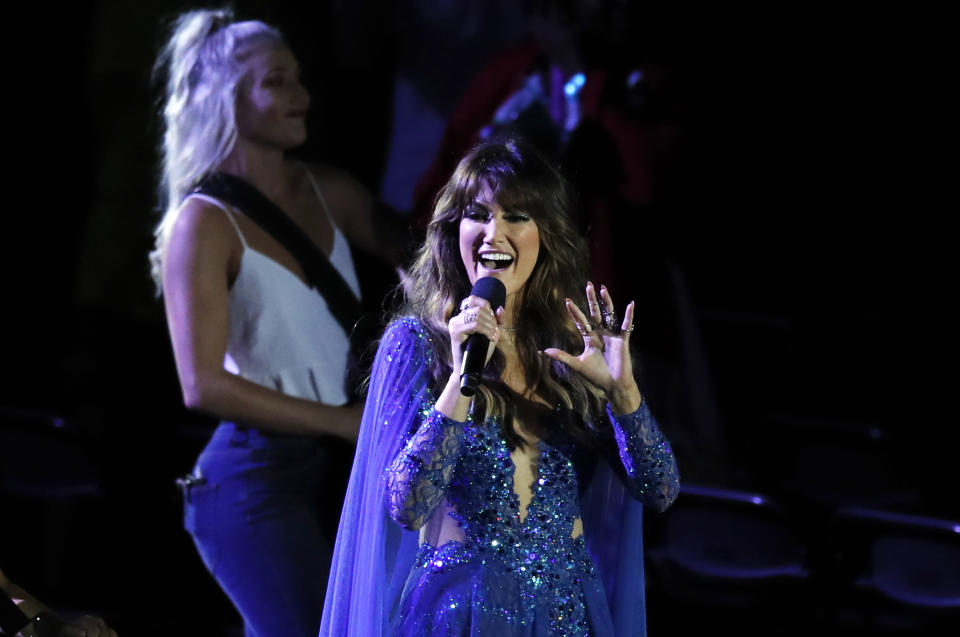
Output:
top-left (381, 318), bottom-right (680, 636)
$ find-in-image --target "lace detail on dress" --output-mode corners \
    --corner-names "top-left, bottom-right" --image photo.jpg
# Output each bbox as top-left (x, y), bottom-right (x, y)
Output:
top-left (608, 401), bottom-right (681, 512)
top-left (321, 316), bottom-right (678, 637)
top-left (384, 406), bottom-right (465, 530)
top-left (397, 416), bottom-right (597, 636)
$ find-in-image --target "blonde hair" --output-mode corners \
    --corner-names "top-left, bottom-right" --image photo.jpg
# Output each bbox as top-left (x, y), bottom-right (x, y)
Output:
top-left (149, 8), bottom-right (283, 289)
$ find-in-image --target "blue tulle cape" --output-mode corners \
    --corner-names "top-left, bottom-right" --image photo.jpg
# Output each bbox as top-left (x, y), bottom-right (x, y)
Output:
top-left (319, 318), bottom-right (650, 636)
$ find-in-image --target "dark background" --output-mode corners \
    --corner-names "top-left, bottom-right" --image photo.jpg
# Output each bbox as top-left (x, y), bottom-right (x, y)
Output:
top-left (2, 1), bottom-right (956, 635)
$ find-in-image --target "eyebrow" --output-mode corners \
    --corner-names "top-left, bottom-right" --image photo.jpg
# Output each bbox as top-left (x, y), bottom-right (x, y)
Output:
top-left (467, 201), bottom-right (490, 213)
top-left (469, 202), bottom-right (530, 219)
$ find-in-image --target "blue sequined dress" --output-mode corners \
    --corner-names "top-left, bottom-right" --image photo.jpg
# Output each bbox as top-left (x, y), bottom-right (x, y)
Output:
top-left (320, 318), bottom-right (679, 637)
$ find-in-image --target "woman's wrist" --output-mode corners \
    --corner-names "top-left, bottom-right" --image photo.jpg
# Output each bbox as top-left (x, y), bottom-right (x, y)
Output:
top-left (436, 372), bottom-right (471, 422)
top-left (607, 385), bottom-right (643, 414)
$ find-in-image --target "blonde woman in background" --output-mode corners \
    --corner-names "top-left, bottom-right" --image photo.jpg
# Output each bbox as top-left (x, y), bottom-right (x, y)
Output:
top-left (152, 8), bottom-right (398, 636)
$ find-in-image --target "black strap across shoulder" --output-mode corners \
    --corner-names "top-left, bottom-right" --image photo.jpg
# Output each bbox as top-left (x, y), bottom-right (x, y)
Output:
top-left (194, 172), bottom-right (364, 339)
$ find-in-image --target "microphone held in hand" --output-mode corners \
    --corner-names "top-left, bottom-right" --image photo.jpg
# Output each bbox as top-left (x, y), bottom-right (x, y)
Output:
top-left (459, 277), bottom-right (506, 396)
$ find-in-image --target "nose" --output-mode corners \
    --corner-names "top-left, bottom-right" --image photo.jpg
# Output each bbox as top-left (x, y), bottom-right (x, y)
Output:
top-left (482, 216), bottom-right (503, 244)
top-left (295, 81), bottom-right (310, 108)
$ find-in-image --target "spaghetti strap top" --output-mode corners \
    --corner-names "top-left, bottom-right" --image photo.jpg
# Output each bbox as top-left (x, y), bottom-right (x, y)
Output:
top-left (301, 162), bottom-right (336, 227)
top-left (189, 193), bottom-right (250, 249)
top-left (183, 167), bottom-right (361, 406)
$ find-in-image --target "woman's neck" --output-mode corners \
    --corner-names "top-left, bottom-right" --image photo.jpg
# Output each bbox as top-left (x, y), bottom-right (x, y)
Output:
top-left (498, 335), bottom-right (536, 399)
top-left (219, 140), bottom-right (291, 201)
top-left (497, 300), bottom-right (527, 390)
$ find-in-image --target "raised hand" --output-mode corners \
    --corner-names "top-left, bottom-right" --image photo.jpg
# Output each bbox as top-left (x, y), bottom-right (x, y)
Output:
top-left (447, 296), bottom-right (503, 377)
top-left (542, 282), bottom-right (643, 413)
top-left (435, 296), bottom-right (504, 422)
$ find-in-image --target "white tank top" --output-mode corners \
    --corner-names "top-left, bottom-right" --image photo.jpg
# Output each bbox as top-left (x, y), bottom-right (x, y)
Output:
top-left (186, 167), bottom-right (361, 407)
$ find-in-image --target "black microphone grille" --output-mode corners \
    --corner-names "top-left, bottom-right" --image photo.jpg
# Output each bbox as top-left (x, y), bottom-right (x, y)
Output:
top-left (470, 277), bottom-right (506, 311)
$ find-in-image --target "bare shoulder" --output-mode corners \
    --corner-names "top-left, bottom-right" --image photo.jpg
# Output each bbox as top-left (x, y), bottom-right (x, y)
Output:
top-left (173, 196), bottom-right (239, 246)
top-left (166, 196), bottom-right (244, 279)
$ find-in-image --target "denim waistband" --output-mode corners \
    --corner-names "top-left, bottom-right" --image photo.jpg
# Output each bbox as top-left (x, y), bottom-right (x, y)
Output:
top-left (208, 421), bottom-right (324, 452)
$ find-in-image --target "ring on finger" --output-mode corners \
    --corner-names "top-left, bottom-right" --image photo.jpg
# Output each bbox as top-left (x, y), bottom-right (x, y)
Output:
top-left (576, 321), bottom-right (592, 335)
top-left (602, 310), bottom-right (617, 326)
top-left (460, 299), bottom-right (470, 311)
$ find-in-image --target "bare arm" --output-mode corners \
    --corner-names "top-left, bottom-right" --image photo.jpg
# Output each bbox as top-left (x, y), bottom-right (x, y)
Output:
top-left (1, 568), bottom-right (117, 637)
top-left (1, 567), bottom-right (48, 628)
top-left (162, 199), bottom-right (361, 441)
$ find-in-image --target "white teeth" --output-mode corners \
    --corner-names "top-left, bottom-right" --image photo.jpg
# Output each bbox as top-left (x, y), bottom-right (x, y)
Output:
top-left (478, 251), bottom-right (514, 271)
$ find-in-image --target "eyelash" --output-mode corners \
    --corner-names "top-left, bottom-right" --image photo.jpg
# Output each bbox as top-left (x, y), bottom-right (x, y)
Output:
top-left (463, 209), bottom-right (530, 223)
top-left (263, 72), bottom-right (301, 88)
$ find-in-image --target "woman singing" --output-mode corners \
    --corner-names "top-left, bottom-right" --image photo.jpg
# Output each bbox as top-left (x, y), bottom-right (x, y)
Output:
top-left (321, 137), bottom-right (679, 636)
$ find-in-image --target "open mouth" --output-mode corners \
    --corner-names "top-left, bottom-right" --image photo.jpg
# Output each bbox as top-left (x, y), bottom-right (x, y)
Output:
top-left (478, 251), bottom-right (514, 271)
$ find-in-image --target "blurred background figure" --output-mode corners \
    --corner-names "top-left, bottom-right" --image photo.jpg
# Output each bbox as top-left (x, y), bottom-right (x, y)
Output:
top-left (1, 567), bottom-right (118, 637)
top-left (150, 7), bottom-right (403, 637)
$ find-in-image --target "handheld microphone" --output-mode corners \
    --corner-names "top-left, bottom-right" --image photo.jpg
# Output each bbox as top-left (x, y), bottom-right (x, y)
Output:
top-left (459, 277), bottom-right (506, 397)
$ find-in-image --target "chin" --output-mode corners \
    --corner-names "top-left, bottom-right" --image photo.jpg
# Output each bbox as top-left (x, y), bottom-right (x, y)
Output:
top-left (281, 123), bottom-right (307, 148)
top-left (277, 138), bottom-right (305, 152)
top-left (289, 130), bottom-right (308, 147)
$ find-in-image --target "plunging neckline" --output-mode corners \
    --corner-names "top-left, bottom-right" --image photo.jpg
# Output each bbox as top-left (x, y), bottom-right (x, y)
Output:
top-left (510, 437), bottom-right (550, 524)
top-left (499, 392), bottom-right (553, 524)
top-left (502, 434), bottom-right (582, 537)
top-left (231, 226), bottom-right (350, 297)
top-left (239, 246), bottom-right (315, 293)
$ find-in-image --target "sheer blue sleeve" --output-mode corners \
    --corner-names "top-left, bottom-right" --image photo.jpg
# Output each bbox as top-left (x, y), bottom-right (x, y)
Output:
top-left (320, 318), bottom-right (445, 637)
top-left (350, 318), bottom-right (465, 530)
top-left (606, 400), bottom-right (680, 512)
top-left (384, 406), bottom-right (465, 530)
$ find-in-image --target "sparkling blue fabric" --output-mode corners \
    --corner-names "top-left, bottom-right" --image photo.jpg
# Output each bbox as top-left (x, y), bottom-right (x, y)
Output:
top-left (320, 318), bottom-right (679, 637)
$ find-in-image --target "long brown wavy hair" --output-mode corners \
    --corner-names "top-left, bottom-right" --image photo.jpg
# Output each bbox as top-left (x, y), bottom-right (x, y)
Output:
top-left (397, 137), bottom-right (608, 448)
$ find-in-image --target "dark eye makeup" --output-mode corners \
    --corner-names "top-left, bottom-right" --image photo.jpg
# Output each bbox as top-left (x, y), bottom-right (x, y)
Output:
top-left (462, 204), bottom-right (531, 223)
top-left (462, 206), bottom-right (490, 221)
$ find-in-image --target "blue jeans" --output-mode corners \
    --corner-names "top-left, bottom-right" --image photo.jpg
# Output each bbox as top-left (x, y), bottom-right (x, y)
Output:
top-left (183, 423), bottom-right (339, 637)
